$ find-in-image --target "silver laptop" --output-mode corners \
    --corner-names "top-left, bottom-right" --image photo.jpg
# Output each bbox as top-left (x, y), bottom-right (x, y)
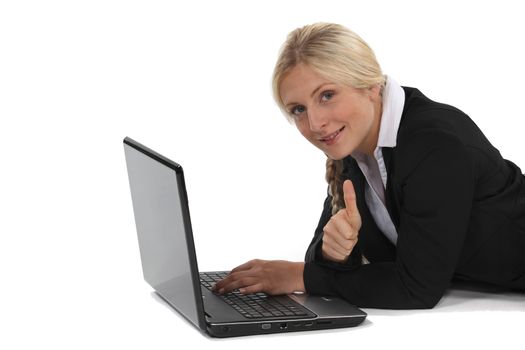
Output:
top-left (123, 137), bottom-right (366, 337)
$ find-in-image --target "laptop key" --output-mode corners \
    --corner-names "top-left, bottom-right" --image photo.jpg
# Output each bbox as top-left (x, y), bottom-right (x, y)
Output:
top-left (200, 272), bottom-right (311, 320)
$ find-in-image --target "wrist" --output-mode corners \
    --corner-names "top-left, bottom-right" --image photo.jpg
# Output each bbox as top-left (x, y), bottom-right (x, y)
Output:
top-left (295, 262), bottom-right (306, 293)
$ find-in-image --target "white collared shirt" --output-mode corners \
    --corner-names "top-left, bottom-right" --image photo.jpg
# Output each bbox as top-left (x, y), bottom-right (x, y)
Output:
top-left (352, 76), bottom-right (405, 245)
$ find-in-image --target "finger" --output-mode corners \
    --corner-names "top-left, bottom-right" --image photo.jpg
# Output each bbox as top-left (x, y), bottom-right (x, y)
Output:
top-left (213, 272), bottom-right (237, 291)
top-left (323, 233), bottom-right (351, 257)
top-left (325, 212), bottom-right (357, 241)
top-left (326, 233), bottom-right (357, 257)
top-left (215, 273), bottom-right (258, 294)
top-left (330, 212), bottom-right (356, 241)
top-left (239, 283), bottom-right (264, 295)
top-left (343, 180), bottom-right (361, 227)
top-left (214, 260), bottom-right (261, 291)
top-left (323, 246), bottom-right (347, 263)
top-left (321, 241), bottom-right (348, 263)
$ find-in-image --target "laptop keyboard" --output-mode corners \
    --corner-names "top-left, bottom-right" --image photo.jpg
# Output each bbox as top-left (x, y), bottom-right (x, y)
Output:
top-left (200, 271), bottom-right (311, 319)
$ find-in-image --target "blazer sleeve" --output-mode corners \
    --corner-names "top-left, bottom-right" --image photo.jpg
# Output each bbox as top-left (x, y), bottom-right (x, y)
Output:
top-left (304, 194), bottom-right (331, 263)
top-left (303, 130), bottom-right (476, 309)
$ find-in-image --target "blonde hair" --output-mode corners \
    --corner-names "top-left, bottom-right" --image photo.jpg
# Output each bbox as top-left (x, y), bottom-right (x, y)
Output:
top-left (271, 22), bottom-right (385, 214)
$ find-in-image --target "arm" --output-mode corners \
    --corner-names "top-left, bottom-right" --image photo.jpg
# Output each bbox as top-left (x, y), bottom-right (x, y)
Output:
top-left (213, 180), bottom-right (361, 295)
top-left (304, 132), bottom-right (476, 309)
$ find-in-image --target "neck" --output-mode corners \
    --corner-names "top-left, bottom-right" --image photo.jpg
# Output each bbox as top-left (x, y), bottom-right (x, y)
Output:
top-left (359, 96), bottom-right (383, 156)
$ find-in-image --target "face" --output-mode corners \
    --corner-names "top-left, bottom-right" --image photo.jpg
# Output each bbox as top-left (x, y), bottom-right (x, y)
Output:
top-left (279, 63), bottom-right (382, 160)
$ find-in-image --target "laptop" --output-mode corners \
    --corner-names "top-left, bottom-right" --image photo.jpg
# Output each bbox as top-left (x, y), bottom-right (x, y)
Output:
top-left (123, 136), bottom-right (367, 337)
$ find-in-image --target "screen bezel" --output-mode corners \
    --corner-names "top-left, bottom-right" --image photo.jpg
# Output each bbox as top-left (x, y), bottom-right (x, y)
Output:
top-left (123, 136), bottom-right (207, 332)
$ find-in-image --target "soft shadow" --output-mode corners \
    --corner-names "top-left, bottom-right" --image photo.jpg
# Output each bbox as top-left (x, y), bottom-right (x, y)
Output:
top-left (149, 291), bottom-right (373, 340)
top-left (363, 281), bottom-right (525, 316)
top-left (150, 291), bottom-right (206, 336)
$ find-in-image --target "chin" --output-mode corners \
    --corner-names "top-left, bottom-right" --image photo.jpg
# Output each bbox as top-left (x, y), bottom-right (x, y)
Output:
top-left (324, 151), bottom-right (349, 161)
top-left (312, 141), bottom-right (351, 160)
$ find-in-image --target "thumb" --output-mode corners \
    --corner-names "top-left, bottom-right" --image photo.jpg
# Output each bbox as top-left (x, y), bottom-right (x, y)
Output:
top-left (343, 180), bottom-right (361, 226)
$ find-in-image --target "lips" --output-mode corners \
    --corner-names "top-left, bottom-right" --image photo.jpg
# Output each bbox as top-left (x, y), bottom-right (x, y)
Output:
top-left (319, 126), bottom-right (345, 144)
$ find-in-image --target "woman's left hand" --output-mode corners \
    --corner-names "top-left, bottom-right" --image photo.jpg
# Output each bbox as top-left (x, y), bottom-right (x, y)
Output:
top-left (212, 260), bottom-right (306, 295)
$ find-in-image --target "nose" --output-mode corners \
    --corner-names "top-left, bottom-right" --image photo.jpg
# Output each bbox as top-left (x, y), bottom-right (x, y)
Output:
top-left (307, 107), bottom-right (328, 133)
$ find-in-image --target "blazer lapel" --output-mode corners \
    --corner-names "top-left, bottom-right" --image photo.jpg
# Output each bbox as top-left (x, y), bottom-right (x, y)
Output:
top-left (381, 147), bottom-right (400, 229)
top-left (343, 157), bottom-right (396, 262)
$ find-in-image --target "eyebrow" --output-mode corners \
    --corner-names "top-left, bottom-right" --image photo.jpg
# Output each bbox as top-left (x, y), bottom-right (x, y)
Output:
top-left (284, 82), bottom-right (332, 108)
top-left (310, 83), bottom-right (331, 99)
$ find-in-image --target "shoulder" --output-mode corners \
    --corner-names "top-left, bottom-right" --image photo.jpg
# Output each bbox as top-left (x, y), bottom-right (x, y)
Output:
top-left (396, 87), bottom-right (489, 160)
top-left (399, 87), bottom-right (473, 137)
top-left (393, 88), bottom-right (477, 175)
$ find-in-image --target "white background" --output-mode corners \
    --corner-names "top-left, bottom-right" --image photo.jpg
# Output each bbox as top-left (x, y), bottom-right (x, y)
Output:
top-left (1, 0), bottom-right (524, 348)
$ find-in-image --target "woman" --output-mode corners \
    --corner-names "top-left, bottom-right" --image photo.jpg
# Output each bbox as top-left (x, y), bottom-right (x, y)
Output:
top-left (213, 22), bottom-right (525, 309)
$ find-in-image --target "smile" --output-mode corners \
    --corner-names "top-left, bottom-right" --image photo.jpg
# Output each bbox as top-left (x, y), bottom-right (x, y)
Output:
top-left (319, 126), bottom-right (345, 145)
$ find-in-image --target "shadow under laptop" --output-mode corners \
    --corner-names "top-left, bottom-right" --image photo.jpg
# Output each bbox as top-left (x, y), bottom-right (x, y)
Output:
top-left (144, 273), bottom-right (525, 328)
top-left (150, 284), bottom-right (524, 337)
top-left (150, 291), bottom-right (374, 340)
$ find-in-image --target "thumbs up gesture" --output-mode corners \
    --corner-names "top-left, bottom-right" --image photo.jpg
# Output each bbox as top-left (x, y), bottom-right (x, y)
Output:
top-left (321, 180), bottom-right (362, 263)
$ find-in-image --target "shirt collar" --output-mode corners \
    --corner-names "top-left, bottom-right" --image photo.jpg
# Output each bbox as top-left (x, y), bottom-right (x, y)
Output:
top-left (352, 76), bottom-right (405, 162)
top-left (377, 75), bottom-right (405, 148)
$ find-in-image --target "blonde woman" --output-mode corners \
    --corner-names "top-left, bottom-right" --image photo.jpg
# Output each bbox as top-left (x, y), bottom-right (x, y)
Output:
top-left (213, 23), bottom-right (525, 308)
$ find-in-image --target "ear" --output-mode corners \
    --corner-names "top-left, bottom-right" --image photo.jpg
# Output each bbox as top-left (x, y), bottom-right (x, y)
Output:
top-left (367, 84), bottom-right (382, 102)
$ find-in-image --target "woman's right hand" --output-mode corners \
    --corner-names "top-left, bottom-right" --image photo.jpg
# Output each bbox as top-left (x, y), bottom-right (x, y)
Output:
top-left (321, 180), bottom-right (362, 263)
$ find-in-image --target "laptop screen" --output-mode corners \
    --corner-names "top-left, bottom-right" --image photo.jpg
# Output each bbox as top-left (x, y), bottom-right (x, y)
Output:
top-left (124, 138), bottom-right (204, 330)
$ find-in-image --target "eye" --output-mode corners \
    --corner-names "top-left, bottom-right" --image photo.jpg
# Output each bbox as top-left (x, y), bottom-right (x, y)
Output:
top-left (290, 105), bottom-right (306, 116)
top-left (320, 91), bottom-right (334, 102)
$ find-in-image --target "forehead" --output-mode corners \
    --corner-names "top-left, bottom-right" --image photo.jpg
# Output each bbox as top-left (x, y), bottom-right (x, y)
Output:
top-left (280, 64), bottom-right (332, 104)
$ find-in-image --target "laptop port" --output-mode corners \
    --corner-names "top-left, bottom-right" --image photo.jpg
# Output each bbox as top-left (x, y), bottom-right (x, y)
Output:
top-left (279, 323), bottom-right (288, 330)
top-left (304, 321), bottom-right (313, 327)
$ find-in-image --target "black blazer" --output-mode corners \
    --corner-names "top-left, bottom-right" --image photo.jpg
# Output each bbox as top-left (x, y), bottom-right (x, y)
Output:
top-left (303, 87), bottom-right (525, 309)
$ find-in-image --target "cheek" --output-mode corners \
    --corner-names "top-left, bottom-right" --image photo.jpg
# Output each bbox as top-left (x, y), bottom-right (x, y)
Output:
top-left (295, 120), bottom-right (312, 138)
top-left (343, 105), bottom-right (373, 130)
top-left (338, 94), bottom-right (372, 122)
